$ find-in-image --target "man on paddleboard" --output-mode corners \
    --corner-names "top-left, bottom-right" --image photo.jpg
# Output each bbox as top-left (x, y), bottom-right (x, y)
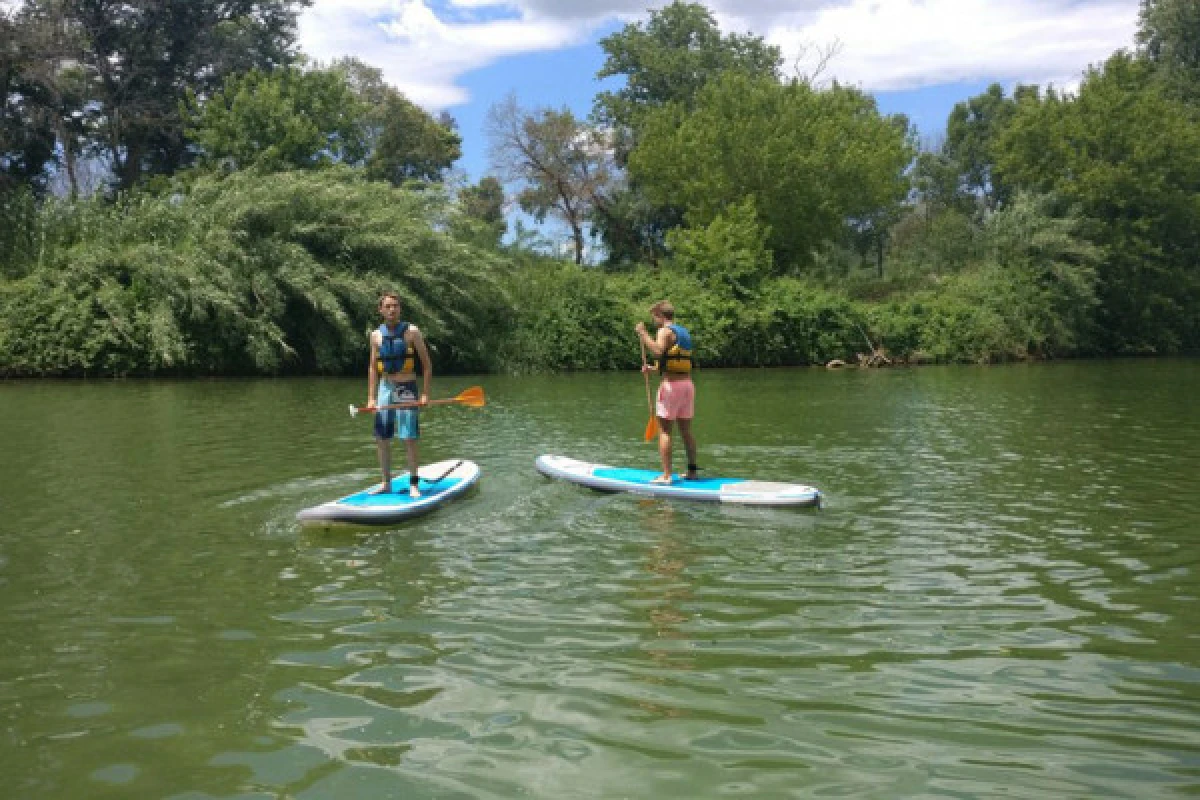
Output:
top-left (368, 292), bottom-right (432, 497)
top-left (636, 300), bottom-right (699, 484)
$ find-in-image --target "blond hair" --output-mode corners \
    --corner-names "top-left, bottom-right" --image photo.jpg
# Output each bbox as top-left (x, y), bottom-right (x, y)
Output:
top-left (649, 300), bottom-right (675, 320)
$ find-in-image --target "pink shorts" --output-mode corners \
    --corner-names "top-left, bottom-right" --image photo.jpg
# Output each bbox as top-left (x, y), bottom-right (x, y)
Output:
top-left (656, 378), bottom-right (695, 420)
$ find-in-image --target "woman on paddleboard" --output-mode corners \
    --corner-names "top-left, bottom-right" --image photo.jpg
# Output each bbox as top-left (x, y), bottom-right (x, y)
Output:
top-left (368, 292), bottom-right (433, 497)
top-left (636, 300), bottom-right (699, 484)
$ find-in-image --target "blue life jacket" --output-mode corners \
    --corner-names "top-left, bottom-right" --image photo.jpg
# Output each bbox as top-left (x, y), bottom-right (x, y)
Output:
top-left (377, 322), bottom-right (415, 374)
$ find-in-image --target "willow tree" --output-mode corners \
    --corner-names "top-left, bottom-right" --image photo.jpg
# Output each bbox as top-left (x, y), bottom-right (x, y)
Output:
top-left (0, 168), bottom-right (511, 376)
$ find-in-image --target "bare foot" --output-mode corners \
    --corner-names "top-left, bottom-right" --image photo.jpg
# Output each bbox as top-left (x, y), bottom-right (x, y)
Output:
top-left (369, 482), bottom-right (392, 495)
top-left (649, 474), bottom-right (673, 485)
top-left (408, 485), bottom-right (421, 499)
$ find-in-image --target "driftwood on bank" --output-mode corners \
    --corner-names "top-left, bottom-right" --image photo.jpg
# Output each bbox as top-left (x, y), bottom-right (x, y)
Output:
top-left (826, 324), bottom-right (893, 369)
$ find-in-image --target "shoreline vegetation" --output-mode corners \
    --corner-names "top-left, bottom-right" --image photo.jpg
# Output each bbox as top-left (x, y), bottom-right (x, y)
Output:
top-left (2, 1), bottom-right (1197, 378)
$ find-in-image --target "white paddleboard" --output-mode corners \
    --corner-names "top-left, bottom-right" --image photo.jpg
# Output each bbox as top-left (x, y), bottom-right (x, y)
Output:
top-left (535, 454), bottom-right (820, 507)
top-left (297, 459), bottom-right (480, 525)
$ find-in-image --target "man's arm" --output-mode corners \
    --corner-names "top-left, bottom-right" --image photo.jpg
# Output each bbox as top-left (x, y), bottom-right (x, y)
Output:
top-left (636, 322), bottom-right (665, 358)
top-left (409, 326), bottom-right (433, 404)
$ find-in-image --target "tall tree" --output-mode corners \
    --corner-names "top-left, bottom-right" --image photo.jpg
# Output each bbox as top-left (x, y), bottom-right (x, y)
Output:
top-left (454, 176), bottom-right (506, 248)
top-left (54, 0), bottom-right (308, 191)
top-left (334, 58), bottom-right (461, 186)
top-left (365, 93), bottom-right (461, 185)
top-left (943, 83), bottom-right (1038, 212)
top-left (995, 52), bottom-right (1200, 352)
top-left (186, 65), bottom-right (369, 172)
top-left (0, 5), bottom-right (60, 194)
top-left (1137, 0), bottom-right (1200, 103)
top-left (188, 59), bottom-right (460, 183)
top-left (629, 73), bottom-right (913, 271)
top-left (486, 95), bottom-right (613, 265)
top-left (594, 1), bottom-right (782, 136)
top-left (591, 1), bottom-right (782, 265)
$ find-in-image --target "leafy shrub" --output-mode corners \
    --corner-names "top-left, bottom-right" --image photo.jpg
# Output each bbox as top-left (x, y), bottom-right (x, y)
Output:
top-left (0, 168), bottom-right (509, 376)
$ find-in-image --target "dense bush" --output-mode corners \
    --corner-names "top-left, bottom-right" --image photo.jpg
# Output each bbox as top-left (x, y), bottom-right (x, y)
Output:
top-left (0, 169), bottom-right (508, 377)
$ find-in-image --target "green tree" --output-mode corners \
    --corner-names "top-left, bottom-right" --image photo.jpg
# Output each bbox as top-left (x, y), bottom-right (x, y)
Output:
top-left (486, 95), bottom-right (614, 265)
top-left (453, 176), bottom-right (506, 248)
top-left (592, 1), bottom-right (782, 265)
top-left (1137, 0), bottom-right (1200, 103)
top-left (330, 58), bottom-right (460, 185)
top-left (943, 83), bottom-right (1038, 211)
top-left (0, 167), bottom-right (510, 376)
top-left (594, 1), bottom-right (781, 135)
top-left (665, 196), bottom-right (772, 299)
top-left (53, 0), bottom-right (309, 191)
top-left (186, 65), bottom-right (369, 172)
top-left (0, 6), bottom-right (60, 194)
top-left (630, 73), bottom-right (913, 271)
top-left (365, 92), bottom-right (461, 185)
top-left (995, 52), bottom-right (1200, 352)
top-left (912, 150), bottom-right (971, 220)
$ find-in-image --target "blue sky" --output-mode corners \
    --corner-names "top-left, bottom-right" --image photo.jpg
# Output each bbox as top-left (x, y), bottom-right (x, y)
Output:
top-left (297, 0), bottom-right (1141, 185)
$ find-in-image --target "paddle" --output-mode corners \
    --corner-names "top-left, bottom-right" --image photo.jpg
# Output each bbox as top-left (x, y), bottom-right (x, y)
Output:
top-left (348, 386), bottom-right (486, 417)
top-left (640, 340), bottom-right (660, 442)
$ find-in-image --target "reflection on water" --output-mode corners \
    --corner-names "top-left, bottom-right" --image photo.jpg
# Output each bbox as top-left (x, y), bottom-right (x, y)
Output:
top-left (1, 362), bottom-right (1199, 798)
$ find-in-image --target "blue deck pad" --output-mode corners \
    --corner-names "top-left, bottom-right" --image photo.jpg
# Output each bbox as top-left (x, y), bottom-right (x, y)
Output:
top-left (339, 477), bottom-right (463, 507)
top-left (593, 468), bottom-right (744, 492)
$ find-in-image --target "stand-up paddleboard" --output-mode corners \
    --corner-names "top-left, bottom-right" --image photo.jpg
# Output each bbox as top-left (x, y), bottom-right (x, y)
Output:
top-left (297, 459), bottom-right (480, 525)
top-left (535, 454), bottom-right (820, 507)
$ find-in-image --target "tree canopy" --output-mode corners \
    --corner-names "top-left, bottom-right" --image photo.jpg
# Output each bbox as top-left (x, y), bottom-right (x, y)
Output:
top-left (629, 73), bottom-right (913, 271)
top-left (995, 52), bottom-right (1200, 352)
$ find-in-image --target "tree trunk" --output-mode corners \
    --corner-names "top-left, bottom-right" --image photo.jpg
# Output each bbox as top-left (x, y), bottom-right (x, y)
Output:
top-left (571, 222), bottom-right (584, 265)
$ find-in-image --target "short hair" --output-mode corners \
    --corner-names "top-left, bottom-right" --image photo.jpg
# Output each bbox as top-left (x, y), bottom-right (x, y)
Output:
top-left (649, 300), bottom-right (675, 320)
top-left (378, 291), bottom-right (401, 307)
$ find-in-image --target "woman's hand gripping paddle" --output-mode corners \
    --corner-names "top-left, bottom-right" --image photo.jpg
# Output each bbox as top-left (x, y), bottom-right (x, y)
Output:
top-left (349, 386), bottom-right (486, 417)
top-left (640, 340), bottom-right (660, 442)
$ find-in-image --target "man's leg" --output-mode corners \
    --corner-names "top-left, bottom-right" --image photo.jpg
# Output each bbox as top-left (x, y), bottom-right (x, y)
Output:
top-left (371, 385), bottom-right (396, 494)
top-left (404, 438), bottom-right (420, 498)
top-left (373, 437), bottom-right (393, 493)
top-left (677, 418), bottom-right (698, 479)
top-left (655, 416), bottom-right (675, 482)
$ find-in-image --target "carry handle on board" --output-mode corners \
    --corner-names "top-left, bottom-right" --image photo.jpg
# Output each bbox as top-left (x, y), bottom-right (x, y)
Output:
top-left (426, 459), bottom-right (464, 485)
top-left (349, 386), bottom-right (486, 417)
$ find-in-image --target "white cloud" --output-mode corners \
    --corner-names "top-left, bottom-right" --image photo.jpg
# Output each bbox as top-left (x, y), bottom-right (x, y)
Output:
top-left (297, 0), bottom-right (1140, 109)
top-left (754, 0), bottom-right (1139, 91)
top-left (298, 0), bottom-right (586, 108)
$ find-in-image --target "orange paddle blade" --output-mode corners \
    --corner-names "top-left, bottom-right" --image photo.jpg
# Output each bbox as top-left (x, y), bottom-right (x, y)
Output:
top-left (644, 415), bottom-right (660, 442)
top-left (455, 386), bottom-right (486, 407)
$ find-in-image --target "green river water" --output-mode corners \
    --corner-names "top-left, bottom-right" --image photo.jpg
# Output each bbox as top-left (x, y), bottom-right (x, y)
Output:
top-left (1, 361), bottom-right (1198, 799)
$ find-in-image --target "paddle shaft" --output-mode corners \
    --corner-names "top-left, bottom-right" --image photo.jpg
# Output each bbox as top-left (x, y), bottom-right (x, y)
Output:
top-left (640, 340), bottom-right (660, 441)
top-left (369, 396), bottom-right (461, 412)
top-left (351, 386), bottom-right (485, 416)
